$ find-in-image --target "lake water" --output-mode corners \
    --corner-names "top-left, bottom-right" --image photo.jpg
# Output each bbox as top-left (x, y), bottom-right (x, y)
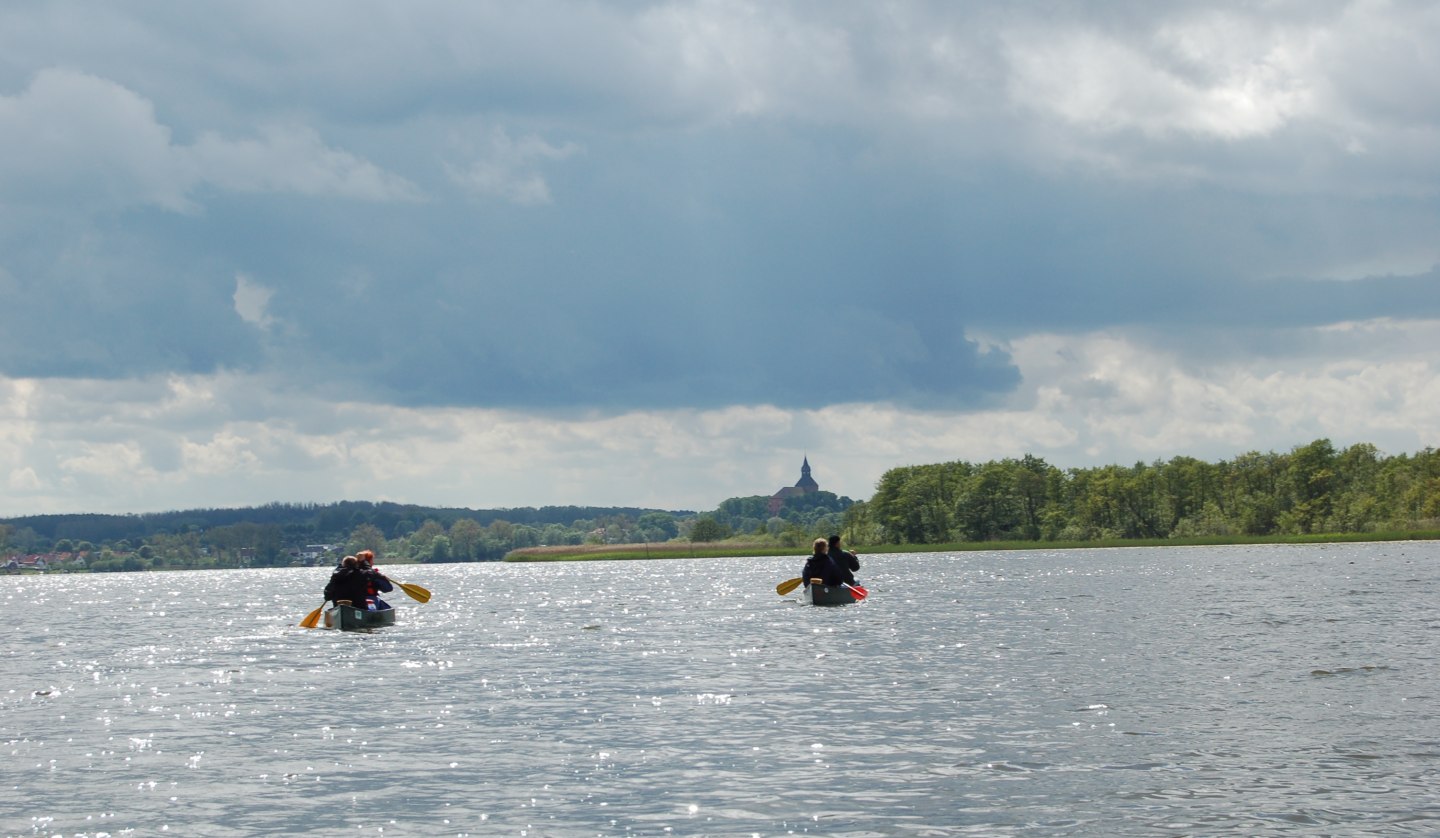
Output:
top-left (3, 542), bottom-right (1438, 837)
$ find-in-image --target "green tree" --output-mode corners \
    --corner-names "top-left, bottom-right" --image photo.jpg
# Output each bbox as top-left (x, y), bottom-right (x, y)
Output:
top-left (690, 517), bottom-right (729, 542)
top-left (1161, 456), bottom-right (1220, 534)
top-left (407, 520), bottom-right (446, 558)
top-left (10, 527), bottom-right (41, 554)
top-left (510, 524), bottom-right (541, 549)
top-left (448, 519), bottom-right (484, 561)
top-left (1282, 439), bottom-right (1338, 534)
top-left (487, 519), bottom-right (516, 543)
top-left (540, 523), bottom-right (580, 546)
top-left (715, 496), bottom-right (773, 524)
top-left (956, 461), bottom-right (1022, 541)
top-left (840, 500), bottom-right (882, 546)
top-left (1225, 450), bottom-right (1284, 534)
top-left (637, 512), bottom-right (679, 540)
top-left (348, 523), bottom-right (387, 557)
top-left (870, 462), bottom-right (970, 544)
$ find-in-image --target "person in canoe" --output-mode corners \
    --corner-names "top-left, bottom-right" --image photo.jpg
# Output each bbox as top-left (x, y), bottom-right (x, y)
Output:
top-left (802, 537), bottom-right (844, 589)
top-left (356, 549), bottom-right (394, 611)
top-left (324, 555), bottom-right (372, 608)
top-left (827, 534), bottom-right (860, 586)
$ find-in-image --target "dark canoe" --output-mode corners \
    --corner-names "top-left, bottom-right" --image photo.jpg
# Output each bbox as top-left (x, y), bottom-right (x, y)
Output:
top-left (808, 583), bottom-right (855, 606)
top-left (323, 603), bottom-right (397, 630)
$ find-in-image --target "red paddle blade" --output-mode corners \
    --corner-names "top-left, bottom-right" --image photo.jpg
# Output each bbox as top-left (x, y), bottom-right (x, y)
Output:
top-left (846, 584), bottom-right (868, 601)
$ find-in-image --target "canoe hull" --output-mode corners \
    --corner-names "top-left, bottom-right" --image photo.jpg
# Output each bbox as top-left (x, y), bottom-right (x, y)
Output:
top-left (323, 603), bottom-right (397, 630)
top-left (809, 584), bottom-right (854, 606)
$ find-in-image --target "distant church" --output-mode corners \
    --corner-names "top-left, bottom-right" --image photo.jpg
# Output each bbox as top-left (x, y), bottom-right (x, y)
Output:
top-left (769, 456), bottom-right (820, 516)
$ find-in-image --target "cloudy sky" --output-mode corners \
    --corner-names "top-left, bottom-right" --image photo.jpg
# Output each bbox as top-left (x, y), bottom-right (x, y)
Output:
top-left (2, 1), bottom-right (1438, 516)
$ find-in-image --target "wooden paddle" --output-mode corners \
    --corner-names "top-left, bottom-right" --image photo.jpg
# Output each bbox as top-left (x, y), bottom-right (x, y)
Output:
top-left (392, 580), bottom-right (431, 603)
top-left (775, 577), bottom-right (803, 596)
top-left (299, 603), bottom-right (326, 628)
top-left (366, 565), bottom-right (431, 604)
top-left (843, 583), bottom-right (868, 601)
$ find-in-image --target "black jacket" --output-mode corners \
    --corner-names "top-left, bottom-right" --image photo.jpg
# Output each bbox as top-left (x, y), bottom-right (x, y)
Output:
top-left (324, 566), bottom-right (371, 606)
top-left (366, 570), bottom-right (394, 596)
top-left (801, 553), bottom-right (844, 587)
top-left (830, 548), bottom-right (859, 584)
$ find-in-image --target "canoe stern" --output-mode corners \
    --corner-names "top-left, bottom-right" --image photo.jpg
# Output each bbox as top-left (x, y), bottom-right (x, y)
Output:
top-left (808, 584), bottom-right (854, 606)
top-left (323, 603), bottom-right (398, 630)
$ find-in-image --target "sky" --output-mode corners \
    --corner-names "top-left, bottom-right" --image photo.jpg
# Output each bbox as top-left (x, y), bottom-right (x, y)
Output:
top-left (2, 1), bottom-right (1438, 516)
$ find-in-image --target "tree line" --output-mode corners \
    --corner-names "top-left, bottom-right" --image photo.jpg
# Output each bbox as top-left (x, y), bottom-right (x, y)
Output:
top-left (0, 500), bottom-right (690, 546)
top-left (1, 488), bottom-right (859, 572)
top-left (7, 438), bottom-right (1436, 571)
top-left (689, 491), bottom-right (855, 545)
top-left (0, 502), bottom-right (693, 571)
top-left (839, 439), bottom-right (1440, 546)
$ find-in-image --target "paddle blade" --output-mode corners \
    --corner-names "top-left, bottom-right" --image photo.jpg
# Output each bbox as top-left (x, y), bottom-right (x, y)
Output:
top-left (299, 605), bottom-right (324, 628)
top-left (397, 581), bottom-right (431, 603)
top-left (844, 583), bottom-right (868, 601)
top-left (775, 577), bottom-right (803, 596)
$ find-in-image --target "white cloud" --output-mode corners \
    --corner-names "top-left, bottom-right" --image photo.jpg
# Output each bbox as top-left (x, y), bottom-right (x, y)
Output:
top-left (0, 67), bottom-right (195, 211)
top-left (0, 68), bottom-right (422, 213)
top-left (58, 440), bottom-right (150, 481)
top-left (232, 273), bottom-right (276, 331)
top-left (181, 430), bottom-right (264, 476)
top-left (7, 466), bottom-right (42, 492)
top-left (446, 127), bottom-right (581, 206)
top-left (1003, 17), bottom-right (1315, 141)
top-left (3, 317), bottom-right (1437, 514)
top-left (1000, 318), bottom-right (1440, 462)
top-left (634, 0), bottom-right (858, 122)
top-left (188, 125), bottom-right (424, 202)
top-left (0, 380), bottom-right (39, 495)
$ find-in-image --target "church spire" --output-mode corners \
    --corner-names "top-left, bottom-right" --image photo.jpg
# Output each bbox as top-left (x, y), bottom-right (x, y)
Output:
top-left (795, 456), bottom-right (818, 491)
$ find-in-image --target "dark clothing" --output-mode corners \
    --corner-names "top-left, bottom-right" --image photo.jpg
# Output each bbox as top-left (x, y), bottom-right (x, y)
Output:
top-left (827, 537), bottom-right (860, 585)
top-left (802, 553), bottom-right (844, 588)
top-left (832, 548), bottom-right (859, 573)
top-left (366, 570), bottom-right (394, 611)
top-left (830, 548), bottom-right (859, 585)
top-left (324, 566), bottom-right (371, 606)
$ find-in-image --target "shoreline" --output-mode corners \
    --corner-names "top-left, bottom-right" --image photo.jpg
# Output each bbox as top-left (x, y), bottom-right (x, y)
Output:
top-left (503, 529), bottom-right (1440, 561)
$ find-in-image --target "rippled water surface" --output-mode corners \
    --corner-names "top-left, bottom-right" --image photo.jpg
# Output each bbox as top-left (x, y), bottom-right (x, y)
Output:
top-left (3, 543), bottom-right (1438, 836)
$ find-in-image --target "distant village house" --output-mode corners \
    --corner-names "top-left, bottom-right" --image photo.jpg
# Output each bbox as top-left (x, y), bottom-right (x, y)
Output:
top-left (3, 551), bottom-right (87, 573)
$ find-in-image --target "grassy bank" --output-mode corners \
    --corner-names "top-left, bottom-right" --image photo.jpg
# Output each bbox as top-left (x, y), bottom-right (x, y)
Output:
top-left (504, 529), bottom-right (1440, 562)
top-left (504, 542), bottom-right (794, 562)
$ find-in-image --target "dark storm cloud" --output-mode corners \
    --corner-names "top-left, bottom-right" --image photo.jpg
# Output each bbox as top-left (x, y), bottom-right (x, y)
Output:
top-left (2, 2), bottom-right (1437, 412)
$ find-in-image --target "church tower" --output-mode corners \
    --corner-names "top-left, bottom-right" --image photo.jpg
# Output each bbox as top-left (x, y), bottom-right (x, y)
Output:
top-left (769, 456), bottom-right (820, 515)
top-left (795, 456), bottom-right (819, 492)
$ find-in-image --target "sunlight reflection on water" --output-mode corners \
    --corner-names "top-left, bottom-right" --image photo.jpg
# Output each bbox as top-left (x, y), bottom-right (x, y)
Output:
top-left (3, 542), bottom-right (1438, 836)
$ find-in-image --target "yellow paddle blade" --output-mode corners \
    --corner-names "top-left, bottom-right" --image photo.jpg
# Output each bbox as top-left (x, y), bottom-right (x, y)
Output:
top-left (396, 581), bottom-right (431, 603)
top-left (775, 577), bottom-right (803, 596)
top-left (299, 605), bottom-right (324, 628)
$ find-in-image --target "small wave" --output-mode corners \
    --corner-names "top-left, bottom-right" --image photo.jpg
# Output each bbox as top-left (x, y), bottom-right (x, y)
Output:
top-left (986, 761), bottom-right (1031, 773)
top-left (1309, 665), bottom-right (1392, 676)
top-left (1102, 761), bottom-right (1169, 771)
